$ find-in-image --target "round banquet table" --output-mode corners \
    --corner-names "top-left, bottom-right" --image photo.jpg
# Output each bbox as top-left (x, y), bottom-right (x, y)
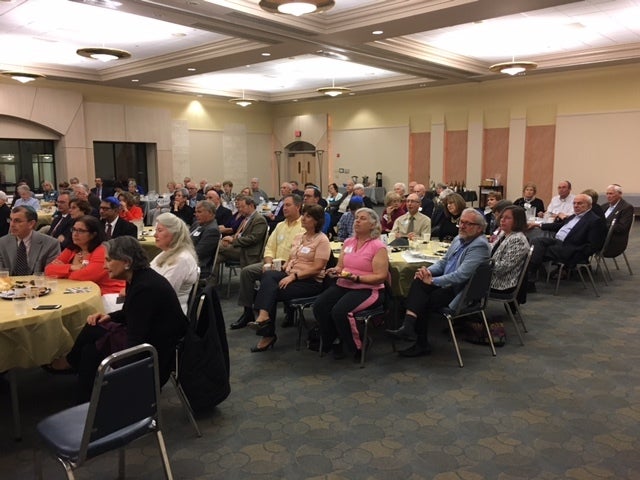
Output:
top-left (0, 278), bottom-right (104, 371)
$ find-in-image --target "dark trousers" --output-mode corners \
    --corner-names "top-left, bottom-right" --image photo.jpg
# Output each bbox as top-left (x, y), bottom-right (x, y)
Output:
top-left (313, 284), bottom-right (383, 353)
top-left (253, 270), bottom-right (324, 337)
top-left (404, 279), bottom-right (455, 340)
top-left (529, 237), bottom-right (587, 279)
top-left (65, 324), bottom-right (109, 403)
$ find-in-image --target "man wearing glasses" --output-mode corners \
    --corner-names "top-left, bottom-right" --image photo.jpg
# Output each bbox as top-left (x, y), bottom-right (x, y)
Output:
top-left (390, 193), bottom-right (431, 240)
top-left (99, 197), bottom-right (137, 239)
top-left (386, 208), bottom-right (489, 357)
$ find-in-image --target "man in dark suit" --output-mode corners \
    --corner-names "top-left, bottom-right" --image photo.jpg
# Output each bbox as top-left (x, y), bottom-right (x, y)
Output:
top-left (90, 177), bottom-right (113, 201)
top-left (414, 183), bottom-right (435, 218)
top-left (205, 189), bottom-right (233, 227)
top-left (0, 206), bottom-right (60, 275)
top-left (99, 197), bottom-right (138, 239)
top-left (601, 184), bottom-right (634, 257)
top-left (212, 195), bottom-right (268, 283)
top-left (266, 182), bottom-right (292, 231)
top-left (527, 193), bottom-right (607, 288)
top-left (190, 200), bottom-right (221, 278)
top-left (48, 192), bottom-right (74, 245)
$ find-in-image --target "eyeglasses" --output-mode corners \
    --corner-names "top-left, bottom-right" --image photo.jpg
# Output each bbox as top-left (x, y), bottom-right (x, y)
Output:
top-left (71, 228), bottom-right (90, 234)
top-left (458, 220), bottom-right (480, 227)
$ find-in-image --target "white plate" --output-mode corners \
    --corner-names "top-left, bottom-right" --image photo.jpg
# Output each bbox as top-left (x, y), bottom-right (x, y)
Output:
top-left (0, 287), bottom-right (51, 300)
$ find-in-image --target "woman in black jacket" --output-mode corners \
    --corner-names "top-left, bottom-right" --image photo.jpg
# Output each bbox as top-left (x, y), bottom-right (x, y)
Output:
top-left (45, 236), bottom-right (188, 402)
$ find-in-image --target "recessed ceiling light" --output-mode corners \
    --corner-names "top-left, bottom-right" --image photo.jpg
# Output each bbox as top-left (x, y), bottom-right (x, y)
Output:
top-left (372, 30), bottom-right (383, 35)
top-left (187, 67), bottom-right (196, 72)
top-left (131, 79), bottom-right (139, 82)
top-left (261, 52), bottom-right (271, 57)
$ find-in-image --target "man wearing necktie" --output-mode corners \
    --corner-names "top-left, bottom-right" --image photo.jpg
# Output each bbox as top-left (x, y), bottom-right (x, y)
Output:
top-left (99, 197), bottom-right (137, 239)
top-left (0, 206), bottom-right (60, 276)
top-left (212, 195), bottom-right (268, 284)
top-left (390, 193), bottom-right (431, 240)
top-left (526, 193), bottom-right (606, 290)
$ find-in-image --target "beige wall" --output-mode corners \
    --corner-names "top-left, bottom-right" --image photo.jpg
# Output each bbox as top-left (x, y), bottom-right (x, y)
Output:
top-left (1, 62), bottom-right (640, 202)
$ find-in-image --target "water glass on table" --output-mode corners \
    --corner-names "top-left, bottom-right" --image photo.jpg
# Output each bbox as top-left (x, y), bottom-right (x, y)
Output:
top-left (34, 272), bottom-right (46, 289)
top-left (46, 276), bottom-right (59, 293)
top-left (27, 286), bottom-right (40, 309)
top-left (13, 296), bottom-right (27, 316)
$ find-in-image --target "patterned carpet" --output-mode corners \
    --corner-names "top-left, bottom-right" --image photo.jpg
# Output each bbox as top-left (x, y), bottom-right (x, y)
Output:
top-left (1, 221), bottom-right (639, 479)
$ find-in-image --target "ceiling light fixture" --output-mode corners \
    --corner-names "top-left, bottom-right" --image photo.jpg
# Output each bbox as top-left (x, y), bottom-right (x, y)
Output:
top-left (77, 47), bottom-right (131, 62)
top-left (489, 59), bottom-right (537, 76)
top-left (2, 71), bottom-right (45, 84)
top-left (316, 79), bottom-right (351, 97)
top-left (228, 90), bottom-right (257, 107)
top-left (259, 0), bottom-right (335, 16)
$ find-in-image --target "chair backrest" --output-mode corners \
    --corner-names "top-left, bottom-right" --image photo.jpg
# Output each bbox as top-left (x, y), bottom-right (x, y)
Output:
top-left (601, 217), bottom-right (625, 257)
top-left (452, 259), bottom-right (494, 315)
top-left (79, 344), bottom-right (160, 462)
top-left (259, 229), bottom-right (270, 258)
top-left (186, 267), bottom-right (201, 320)
top-left (210, 239), bottom-right (222, 277)
top-left (514, 245), bottom-right (534, 294)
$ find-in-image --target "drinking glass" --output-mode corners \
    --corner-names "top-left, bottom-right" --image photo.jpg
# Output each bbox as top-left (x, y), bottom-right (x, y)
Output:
top-left (46, 276), bottom-right (59, 293)
top-left (13, 297), bottom-right (27, 316)
top-left (27, 286), bottom-right (39, 309)
top-left (34, 272), bottom-right (46, 289)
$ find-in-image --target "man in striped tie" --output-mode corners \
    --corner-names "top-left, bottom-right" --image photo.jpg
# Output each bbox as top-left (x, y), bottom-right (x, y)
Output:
top-left (0, 206), bottom-right (60, 276)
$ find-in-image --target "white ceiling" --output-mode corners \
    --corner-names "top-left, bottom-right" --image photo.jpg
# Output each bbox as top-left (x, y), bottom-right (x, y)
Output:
top-left (1, 0), bottom-right (640, 103)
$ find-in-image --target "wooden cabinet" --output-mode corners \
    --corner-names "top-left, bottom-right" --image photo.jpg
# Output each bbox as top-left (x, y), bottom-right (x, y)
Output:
top-left (478, 185), bottom-right (504, 208)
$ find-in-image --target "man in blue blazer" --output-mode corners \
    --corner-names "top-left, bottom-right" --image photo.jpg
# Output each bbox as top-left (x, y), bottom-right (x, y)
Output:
top-left (527, 193), bottom-right (606, 287)
top-left (0, 206), bottom-right (60, 275)
top-left (190, 200), bottom-right (221, 278)
top-left (386, 208), bottom-right (490, 357)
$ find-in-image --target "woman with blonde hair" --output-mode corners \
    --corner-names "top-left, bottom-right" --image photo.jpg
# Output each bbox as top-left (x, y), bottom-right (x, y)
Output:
top-left (380, 191), bottom-right (405, 233)
top-left (151, 212), bottom-right (199, 314)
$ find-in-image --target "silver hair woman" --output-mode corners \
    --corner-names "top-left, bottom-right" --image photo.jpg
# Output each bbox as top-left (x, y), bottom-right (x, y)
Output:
top-left (151, 212), bottom-right (199, 314)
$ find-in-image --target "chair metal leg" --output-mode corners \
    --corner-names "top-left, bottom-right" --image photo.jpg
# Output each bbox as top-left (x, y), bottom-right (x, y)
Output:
top-left (57, 457), bottom-right (76, 480)
top-left (118, 448), bottom-right (125, 479)
top-left (553, 264), bottom-right (564, 295)
top-left (445, 315), bottom-right (464, 368)
top-left (155, 431), bottom-right (174, 480)
top-left (226, 266), bottom-right (233, 298)
top-left (622, 252), bottom-right (633, 275)
top-left (359, 319), bottom-right (369, 368)
top-left (578, 265), bottom-right (600, 297)
top-left (613, 257), bottom-right (620, 270)
top-left (503, 303), bottom-right (524, 346)
top-left (480, 311), bottom-right (497, 357)
top-left (169, 374), bottom-right (202, 437)
top-left (9, 369), bottom-right (21, 441)
top-left (512, 302), bottom-right (528, 333)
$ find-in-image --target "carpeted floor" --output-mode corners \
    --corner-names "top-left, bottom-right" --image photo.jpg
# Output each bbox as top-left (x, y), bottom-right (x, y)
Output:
top-left (1, 221), bottom-right (639, 479)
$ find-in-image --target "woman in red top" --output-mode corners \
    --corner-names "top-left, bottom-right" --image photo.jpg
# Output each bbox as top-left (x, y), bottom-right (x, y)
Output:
top-left (45, 215), bottom-right (125, 295)
top-left (117, 191), bottom-right (143, 222)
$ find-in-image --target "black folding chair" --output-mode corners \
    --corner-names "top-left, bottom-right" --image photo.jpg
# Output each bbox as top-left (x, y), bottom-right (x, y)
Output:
top-left (36, 344), bottom-right (174, 480)
top-left (438, 259), bottom-right (495, 368)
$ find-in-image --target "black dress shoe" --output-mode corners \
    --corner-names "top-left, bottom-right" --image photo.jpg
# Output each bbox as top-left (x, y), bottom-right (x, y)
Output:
top-left (398, 343), bottom-right (432, 358)
top-left (230, 313), bottom-right (252, 330)
top-left (384, 327), bottom-right (417, 342)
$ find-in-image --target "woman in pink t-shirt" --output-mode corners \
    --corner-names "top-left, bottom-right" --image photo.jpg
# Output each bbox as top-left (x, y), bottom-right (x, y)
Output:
top-left (248, 205), bottom-right (331, 352)
top-left (313, 208), bottom-right (389, 359)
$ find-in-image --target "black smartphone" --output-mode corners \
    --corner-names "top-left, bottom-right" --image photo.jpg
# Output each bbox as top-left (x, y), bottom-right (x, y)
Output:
top-left (33, 304), bottom-right (62, 310)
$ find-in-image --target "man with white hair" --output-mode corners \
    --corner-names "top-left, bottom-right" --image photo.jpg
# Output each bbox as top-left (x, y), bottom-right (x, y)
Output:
top-left (600, 184), bottom-right (634, 256)
top-left (13, 185), bottom-right (40, 210)
top-left (413, 183), bottom-right (435, 218)
top-left (353, 183), bottom-right (374, 209)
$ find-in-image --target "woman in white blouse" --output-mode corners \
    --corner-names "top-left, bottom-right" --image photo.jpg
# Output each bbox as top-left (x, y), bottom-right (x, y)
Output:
top-left (151, 212), bottom-right (199, 314)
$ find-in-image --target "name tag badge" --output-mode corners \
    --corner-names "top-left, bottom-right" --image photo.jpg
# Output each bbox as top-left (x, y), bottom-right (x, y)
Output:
top-left (403, 219), bottom-right (409, 226)
top-left (300, 246), bottom-right (311, 254)
top-left (278, 235), bottom-right (284, 242)
top-left (344, 246), bottom-right (353, 253)
top-left (192, 230), bottom-right (201, 237)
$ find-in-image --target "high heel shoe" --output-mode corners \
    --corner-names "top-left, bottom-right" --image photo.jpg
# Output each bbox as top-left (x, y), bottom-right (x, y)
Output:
top-left (250, 336), bottom-right (277, 353)
top-left (248, 318), bottom-right (273, 330)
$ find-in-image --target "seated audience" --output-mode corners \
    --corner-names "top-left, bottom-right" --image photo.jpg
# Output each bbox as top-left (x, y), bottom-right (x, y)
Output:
top-left (601, 183), bottom-right (634, 257)
top-left (48, 193), bottom-right (73, 243)
top-left (490, 206), bottom-right (530, 302)
top-left (431, 192), bottom-right (466, 242)
top-left (483, 191), bottom-right (503, 235)
top-left (581, 189), bottom-right (604, 218)
top-left (189, 200), bottom-right (221, 278)
top-left (303, 187), bottom-right (331, 234)
top-left (205, 188), bottom-right (233, 228)
top-left (314, 208), bottom-right (389, 360)
top-left (353, 183), bottom-right (374, 209)
top-left (326, 182), bottom-right (343, 206)
top-left (380, 192), bottom-right (404, 234)
top-left (247, 205), bottom-right (331, 352)
top-left (0, 206), bottom-right (60, 274)
top-left (45, 236), bottom-right (188, 403)
top-left (170, 187), bottom-right (194, 225)
top-left (487, 199), bottom-right (513, 242)
top-left (336, 196), bottom-right (364, 241)
top-left (385, 208), bottom-right (490, 357)
top-left (118, 191), bottom-right (144, 222)
top-left (266, 182), bottom-right (292, 231)
top-left (99, 196), bottom-right (137, 239)
top-left (60, 198), bottom-right (93, 250)
top-left (45, 215), bottom-right (125, 294)
top-left (514, 182), bottom-right (545, 217)
top-left (13, 185), bottom-right (40, 210)
top-left (542, 180), bottom-right (575, 220)
top-left (152, 213), bottom-right (199, 314)
top-left (413, 183), bottom-right (434, 218)
top-left (390, 193), bottom-right (431, 239)
top-left (526, 193), bottom-right (606, 291)
top-left (41, 181), bottom-right (59, 203)
top-left (0, 191), bottom-right (10, 237)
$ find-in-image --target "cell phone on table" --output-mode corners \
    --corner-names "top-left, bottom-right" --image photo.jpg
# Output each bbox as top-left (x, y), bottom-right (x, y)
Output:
top-left (33, 304), bottom-right (62, 310)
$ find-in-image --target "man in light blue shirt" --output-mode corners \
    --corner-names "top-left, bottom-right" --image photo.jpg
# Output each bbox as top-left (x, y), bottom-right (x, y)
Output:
top-left (386, 208), bottom-right (490, 357)
top-left (12, 185), bottom-right (40, 210)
